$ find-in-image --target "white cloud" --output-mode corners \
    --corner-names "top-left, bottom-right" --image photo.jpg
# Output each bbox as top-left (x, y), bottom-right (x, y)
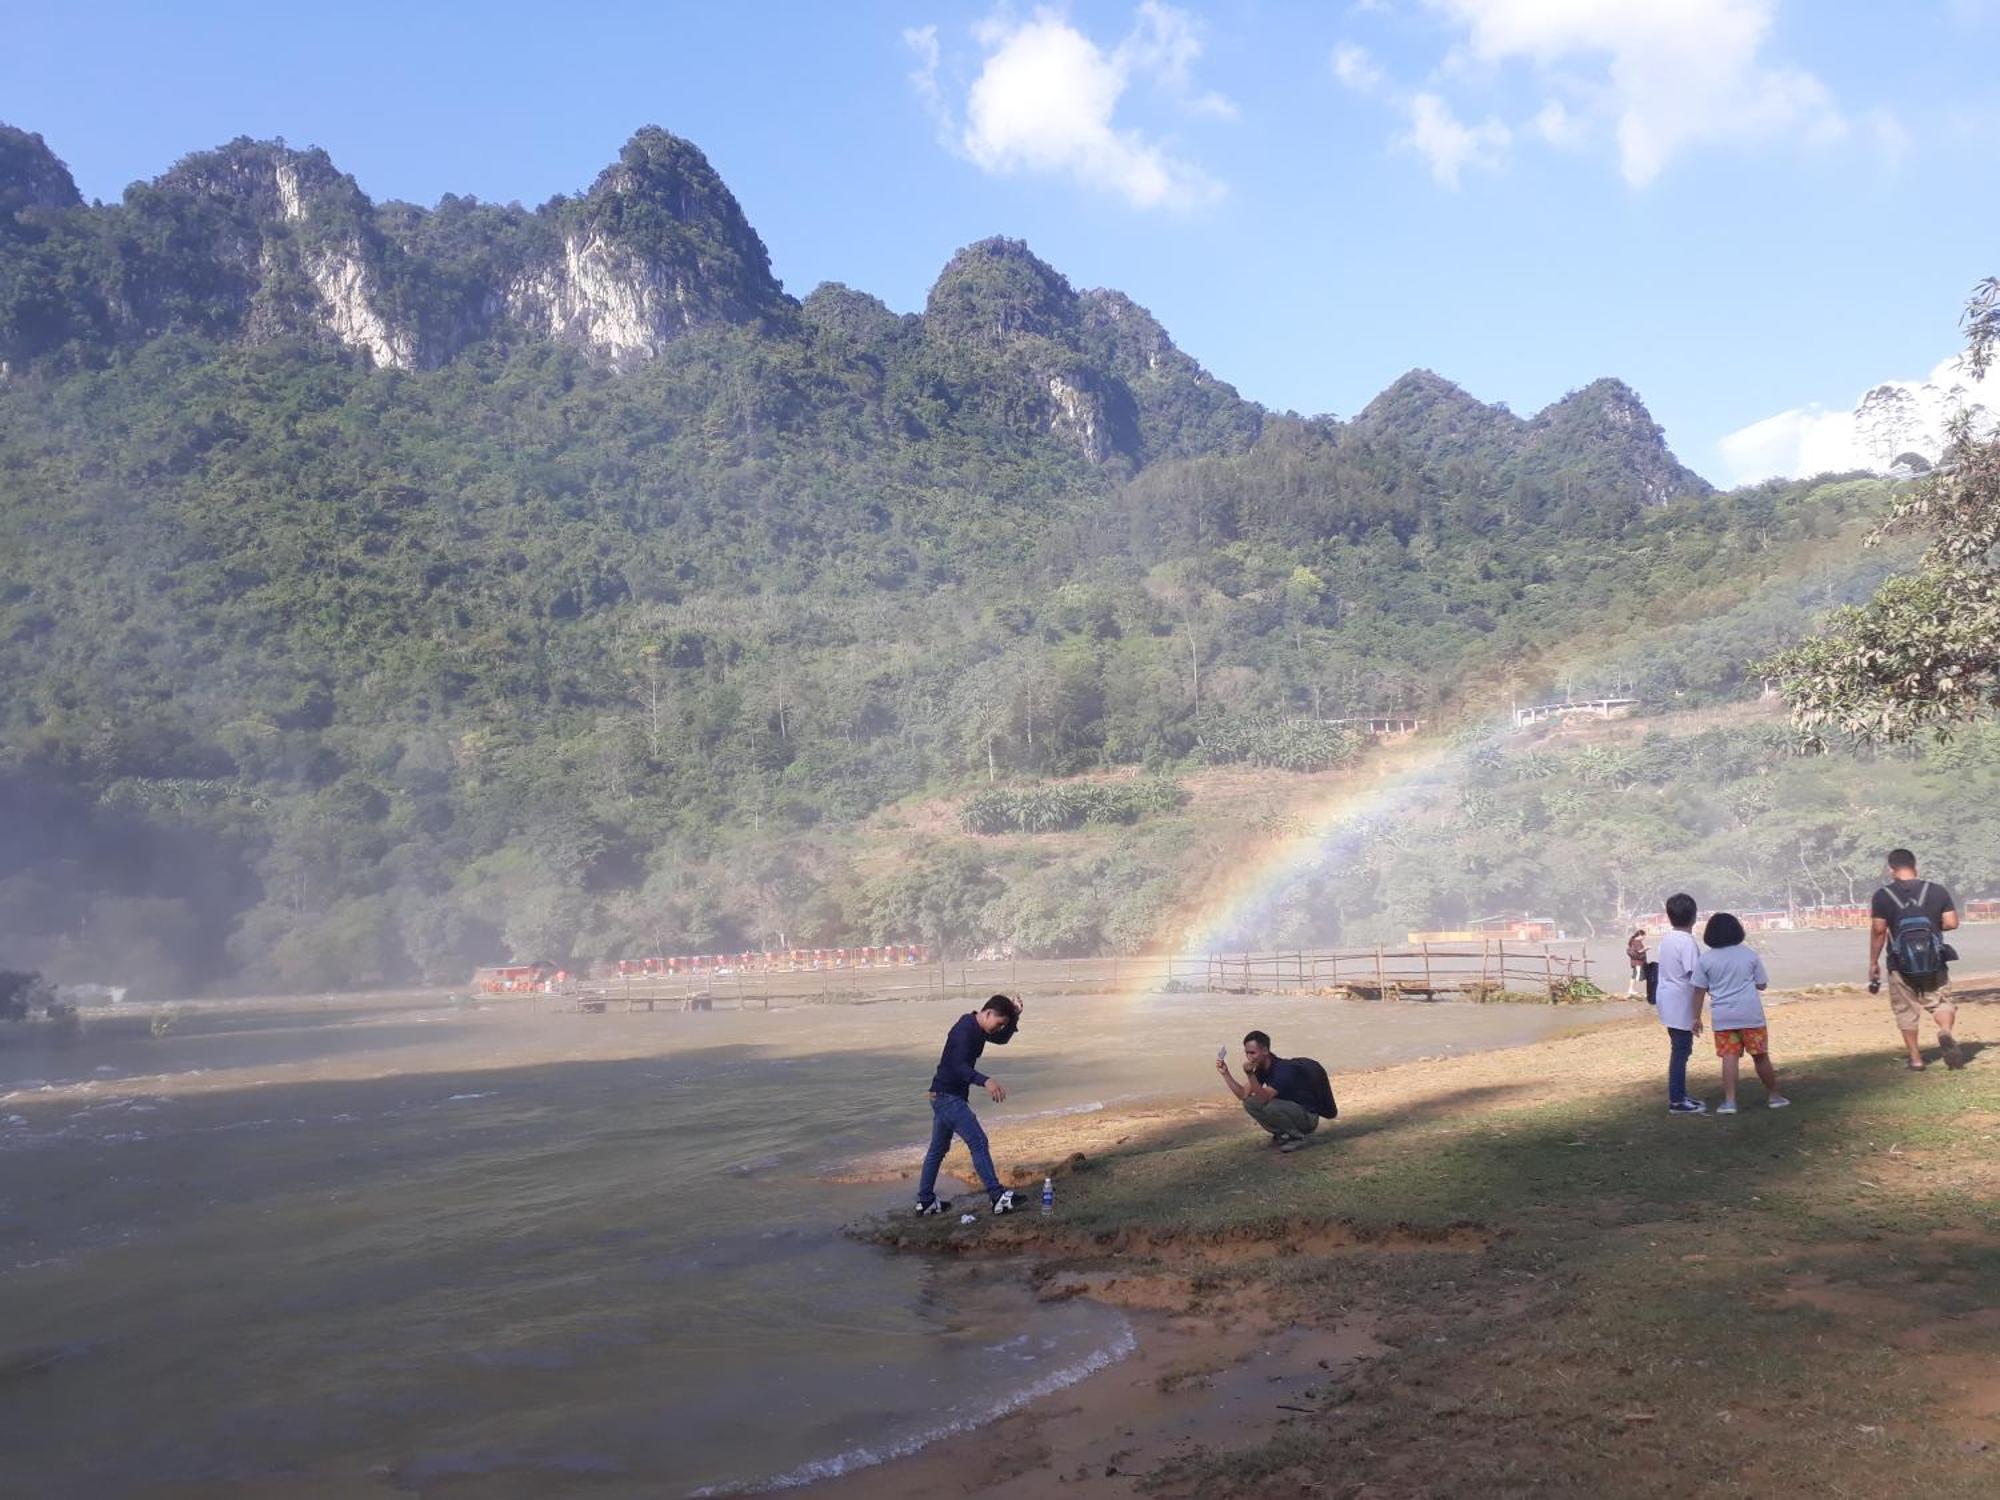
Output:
top-left (1332, 42), bottom-right (1386, 96)
top-left (1335, 2), bottom-right (1906, 188)
top-left (1426, 0), bottom-right (1870, 185)
top-left (1122, 0), bottom-right (1238, 119)
top-left (905, 25), bottom-right (950, 143)
top-left (1717, 355), bottom-right (2000, 485)
top-left (909, 5), bottom-right (1230, 211)
top-left (1401, 92), bottom-right (1511, 187)
top-left (1863, 106), bottom-right (1915, 168)
top-left (1531, 98), bottom-right (1588, 150)
top-left (1716, 405), bottom-right (1868, 486)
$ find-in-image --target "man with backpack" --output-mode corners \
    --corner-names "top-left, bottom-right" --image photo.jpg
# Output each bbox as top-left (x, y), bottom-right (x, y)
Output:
top-left (1216, 1030), bottom-right (1338, 1152)
top-left (1869, 849), bottom-right (1966, 1071)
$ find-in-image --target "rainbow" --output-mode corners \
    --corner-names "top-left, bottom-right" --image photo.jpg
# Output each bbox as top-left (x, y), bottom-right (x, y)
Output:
top-left (1165, 731), bottom-right (1487, 959)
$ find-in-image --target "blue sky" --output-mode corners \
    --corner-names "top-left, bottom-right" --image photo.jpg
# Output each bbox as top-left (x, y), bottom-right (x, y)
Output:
top-left (5, 1), bottom-right (1996, 483)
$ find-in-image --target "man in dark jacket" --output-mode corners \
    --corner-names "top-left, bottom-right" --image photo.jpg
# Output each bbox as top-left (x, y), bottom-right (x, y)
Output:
top-left (1217, 1030), bottom-right (1335, 1152)
top-left (915, 994), bottom-right (1025, 1215)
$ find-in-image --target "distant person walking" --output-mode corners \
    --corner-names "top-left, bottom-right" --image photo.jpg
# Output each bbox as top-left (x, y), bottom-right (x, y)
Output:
top-left (1655, 894), bottom-right (1706, 1114)
top-left (1693, 912), bottom-right (1789, 1116)
top-left (1626, 928), bottom-right (1648, 999)
top-left (1870, 849), bottom-right (1965, 1071)
top-left (914, 994), bottom-right (1025, 1216)
top-left (1216, 1030), bottom-right (1337, 1152)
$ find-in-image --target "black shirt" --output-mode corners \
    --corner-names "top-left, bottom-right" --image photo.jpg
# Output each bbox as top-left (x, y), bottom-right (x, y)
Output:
top-left (1872, 878), bottom-right (1955, 972)
top-left (928, 1011), bottom-right (1016, 1098)
top-left (1258, 1057), bottom-right (1319, 1112)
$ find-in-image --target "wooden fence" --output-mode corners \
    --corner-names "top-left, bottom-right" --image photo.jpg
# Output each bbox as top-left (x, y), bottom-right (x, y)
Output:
top-left (551, 941), bottom-right (1592, 1013)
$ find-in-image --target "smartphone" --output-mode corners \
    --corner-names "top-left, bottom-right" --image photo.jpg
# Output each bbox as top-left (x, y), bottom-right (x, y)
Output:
top-left (1217, 1046), bottom-right (1228, 1061)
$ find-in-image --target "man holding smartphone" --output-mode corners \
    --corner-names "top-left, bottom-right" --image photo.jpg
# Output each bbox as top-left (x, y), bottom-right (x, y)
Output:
top-left (1217, 1030), bottom-right (1331, 1152)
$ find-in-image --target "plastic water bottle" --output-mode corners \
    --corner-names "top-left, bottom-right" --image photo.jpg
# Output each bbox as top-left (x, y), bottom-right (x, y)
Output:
top-left (1040, 1176), bottom-right (1054, 1215)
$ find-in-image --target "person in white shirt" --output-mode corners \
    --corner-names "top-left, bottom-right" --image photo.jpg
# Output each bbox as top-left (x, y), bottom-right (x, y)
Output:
top-left (1692, 912), bottom-right (1790, 1116)
top-left (1654, 893), bottom-right (1707, 1115)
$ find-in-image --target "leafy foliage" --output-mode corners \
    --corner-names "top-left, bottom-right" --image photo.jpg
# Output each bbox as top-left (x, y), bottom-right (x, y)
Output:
top-left (1196, 716), bottom-right (1361, 772)
top-left (958, 777), bottom-right (1187, 834)
top-left (1764, 278), bottom-right (2000, 743)
top-left (0, 121), bottom-right (1931, 990)
top-left (1213, 721), bottom-right (2000, 950)
top-left (0, 969), bottom-right (53, 1021)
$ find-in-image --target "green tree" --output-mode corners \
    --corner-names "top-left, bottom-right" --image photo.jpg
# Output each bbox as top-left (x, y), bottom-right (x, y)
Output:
top-left (1763, 279), bottom-right (2000, 742)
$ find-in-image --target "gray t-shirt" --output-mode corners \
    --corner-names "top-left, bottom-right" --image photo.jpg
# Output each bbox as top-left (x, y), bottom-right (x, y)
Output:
top-left (1694, 945), bottom-right (1768, 1030)
top-left (1655, 929), bottom-right (1702, 1031)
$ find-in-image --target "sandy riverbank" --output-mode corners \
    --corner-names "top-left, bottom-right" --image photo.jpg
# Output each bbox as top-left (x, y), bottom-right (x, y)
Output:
top-left (824, 982), bottom-right (2000, 1498)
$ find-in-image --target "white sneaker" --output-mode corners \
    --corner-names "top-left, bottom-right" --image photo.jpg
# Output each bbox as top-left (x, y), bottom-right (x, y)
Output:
top-left (1767, 1095), bottom-right (1791, 1109)
top-left (1716, 1101), bottom-right (1738, 1115)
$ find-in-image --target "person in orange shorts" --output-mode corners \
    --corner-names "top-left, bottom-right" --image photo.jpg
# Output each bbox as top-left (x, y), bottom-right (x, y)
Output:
top-left (1691, 912), bottom-right (1789, 1116)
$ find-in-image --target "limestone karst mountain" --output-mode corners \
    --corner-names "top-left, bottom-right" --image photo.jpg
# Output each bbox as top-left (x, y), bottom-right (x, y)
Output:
top-left (0, 121), bottom-right (1702, 496)
top-left (1, 119), bottom-right (1790, 997)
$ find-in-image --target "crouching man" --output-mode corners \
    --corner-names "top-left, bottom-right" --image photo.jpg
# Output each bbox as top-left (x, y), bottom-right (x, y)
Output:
top-left (1217, 1030), bottom-right (1336, 1152)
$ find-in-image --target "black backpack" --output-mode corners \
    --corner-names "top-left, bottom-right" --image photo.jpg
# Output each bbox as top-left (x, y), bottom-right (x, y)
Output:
top-left (1293, 1056), bottom-right (1339, 1120)
top-left (1883, 882), bottom-right (1945, 980)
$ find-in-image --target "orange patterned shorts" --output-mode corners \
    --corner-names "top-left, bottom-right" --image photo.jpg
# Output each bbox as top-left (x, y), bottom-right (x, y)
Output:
top-left (1714, 1027), bottom-right (1768, 1058)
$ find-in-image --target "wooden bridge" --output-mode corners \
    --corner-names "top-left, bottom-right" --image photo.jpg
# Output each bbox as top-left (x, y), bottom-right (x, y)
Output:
top-left (549, 941), bottom-right (1594, 1013)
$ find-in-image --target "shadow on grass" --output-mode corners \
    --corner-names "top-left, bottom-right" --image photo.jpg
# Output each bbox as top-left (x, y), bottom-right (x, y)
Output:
top-left (1058, 1042), bottom-right (1999, 1252)
top-left (1325, 1082), bottom-right (1534, 1143)
top-left (1118, 1045), bottom-right (2000, 1498)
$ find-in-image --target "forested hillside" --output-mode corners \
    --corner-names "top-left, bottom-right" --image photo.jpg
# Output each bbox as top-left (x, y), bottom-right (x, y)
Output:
top-left (0, 122), bottom-right (1907, 995)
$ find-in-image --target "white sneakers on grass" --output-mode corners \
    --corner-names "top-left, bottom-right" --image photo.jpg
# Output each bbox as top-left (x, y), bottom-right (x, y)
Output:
top-left (1713, 1096), bottom-right (1789, 1116)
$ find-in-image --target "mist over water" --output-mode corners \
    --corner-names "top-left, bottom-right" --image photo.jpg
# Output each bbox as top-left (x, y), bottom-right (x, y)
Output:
top-left (0, 985), bottom-right (1654, 1495)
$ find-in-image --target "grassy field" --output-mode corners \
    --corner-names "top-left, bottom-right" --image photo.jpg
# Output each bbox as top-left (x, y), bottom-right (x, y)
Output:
top-left (853, 985), bottom-right (2000, 1497)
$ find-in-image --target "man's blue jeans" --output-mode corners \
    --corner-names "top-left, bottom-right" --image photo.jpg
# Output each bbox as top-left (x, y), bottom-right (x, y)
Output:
top-left (1667, 1027), bottom-right (1694, 1104)
top-left (918, 1093), bottom-right (1003, 1205)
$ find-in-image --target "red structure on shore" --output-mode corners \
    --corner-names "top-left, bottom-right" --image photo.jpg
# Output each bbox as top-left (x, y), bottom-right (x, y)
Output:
top-left (589, 944), bottom-right (929, 980)
top-left (1627, 900), bottom-right (2000, 934)
top-left (473, 962), bottom-right (558, 994)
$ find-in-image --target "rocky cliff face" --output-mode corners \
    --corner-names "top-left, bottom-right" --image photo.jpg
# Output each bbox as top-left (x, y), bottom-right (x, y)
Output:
top-left (916, 237), bottom-right (1254, 465)
top-left (505, 128), bottom-right (787, 366)
top-left (1523, 378), bottom-right (1712, 504)
top-left (91, 139), bottom-right (454, 368)
top-left (1077, 288), bottom-right (1262, 460)
top-left (0, 124), bottom-right (785, 374)
top-left (1353, 369), bottom-right (1709, 511)
top-left (0, 125), bottom-right (81, 223)
top-left (921, 239), bottom-right (1129, 463)
top-left (0, 118), bottom-right (1710, 492)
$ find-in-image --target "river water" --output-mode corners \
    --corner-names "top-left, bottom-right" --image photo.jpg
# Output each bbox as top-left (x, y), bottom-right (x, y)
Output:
top-left (0, 973), bottom-right (1828, 1497)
